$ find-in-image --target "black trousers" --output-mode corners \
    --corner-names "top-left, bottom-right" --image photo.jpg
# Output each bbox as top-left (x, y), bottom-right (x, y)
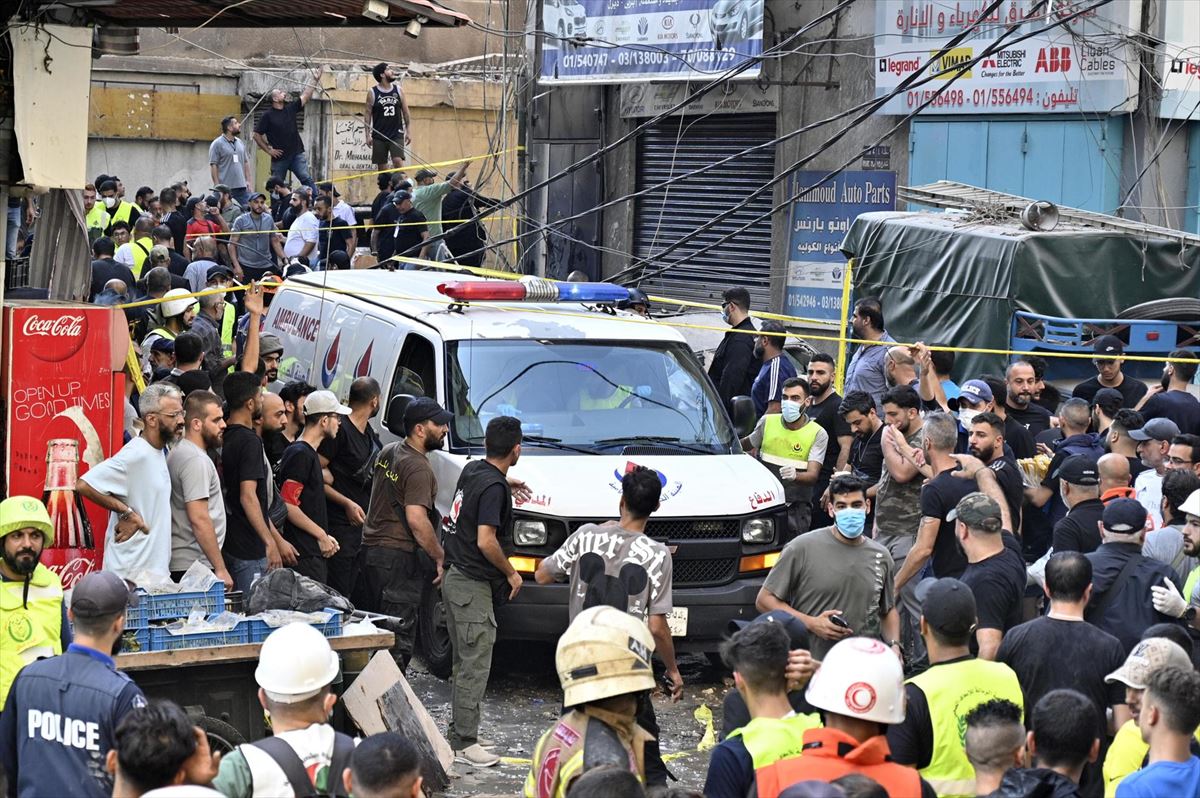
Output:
top-left (363, 545), bottom-right (424, 671)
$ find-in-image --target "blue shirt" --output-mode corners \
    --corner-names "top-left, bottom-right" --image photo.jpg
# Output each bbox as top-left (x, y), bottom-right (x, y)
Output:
top-left (751, 354), bottom-right (797, 416)
top-left (844, 331), bottom-right (895, 411)
top-left (1141, 389), bottom-right (1200, 436)
top-left (0, 645), bottom-right (146, 798)
top-left (703, 735), bottom-right (754, 798)
top-left (1117, 756), bottom-right (1200, 798)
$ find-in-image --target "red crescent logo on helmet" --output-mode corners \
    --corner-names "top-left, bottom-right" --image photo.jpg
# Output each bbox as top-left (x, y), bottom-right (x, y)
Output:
top-left (845, 682), bottom-right (878, 714)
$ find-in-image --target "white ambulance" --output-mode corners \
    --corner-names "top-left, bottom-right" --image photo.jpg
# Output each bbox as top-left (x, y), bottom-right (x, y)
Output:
top-left (265, 270), bottom-right (786, 676)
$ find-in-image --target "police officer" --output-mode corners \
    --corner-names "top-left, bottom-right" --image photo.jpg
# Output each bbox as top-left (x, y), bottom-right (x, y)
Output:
top-left (0, 571), bottom-right (146, 798)
top-left (213, 623), bottom-right (354, 797)
top-left (0, 496), bottom-right (67, 708)
top-left (886, 578), bottom-right (1024, 797)
top-left (754, 637), bottom-right (934, 798)
top-left (524, 606), bottom-right (656, 798)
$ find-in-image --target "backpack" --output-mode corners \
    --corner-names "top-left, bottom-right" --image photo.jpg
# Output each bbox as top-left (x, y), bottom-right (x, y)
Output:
top-left (251, 731), bottom-right (355, 798)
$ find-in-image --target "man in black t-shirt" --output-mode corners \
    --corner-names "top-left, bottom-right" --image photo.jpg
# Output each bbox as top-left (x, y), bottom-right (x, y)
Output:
top-left (837, 391), bottom-right (884, 532)
top-left (1006, 360), bottom-right (1053, 438)
top-left (252, 67), bottom-right (322, 194)
top-left (1136, 349), bottom-right (1200, 436)
top-left (968, 412), bottom-right (1024, 534)
top-left (372, 190), bottom-right (406, 264)
top-left (279, 389), bottom-right (348, 585)
top-left (441, 416), bottom-right (524, 766)
top-left (392, 192), bottom-right (429, 264)
top-left (807, 354), bottom-right (851, 529)
top-left (954, 493), bottom-right (1026, 660)
top-left (317, 377), bottom-right (382, 601)
top-left (1052, 455), bottom-right (1105, 554)
top-left (1072, 336), bottom-right (1148, 409)
top-left (88, 236), bottom-right (136, 302)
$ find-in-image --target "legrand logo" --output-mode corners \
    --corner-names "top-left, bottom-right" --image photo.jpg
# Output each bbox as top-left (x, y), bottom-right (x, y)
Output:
top-left (878, 57), bottom-right (922, 76)
top-left (932, 47), bottom-right (973, 80)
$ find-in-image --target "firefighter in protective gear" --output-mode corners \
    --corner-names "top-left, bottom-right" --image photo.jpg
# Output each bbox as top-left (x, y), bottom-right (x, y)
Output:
top-left (754, 637), bottom-right (931, 798)
top-left (0, 496), bottom-right (65, 708)
top-left (523, 606), bottom-right (656, 798)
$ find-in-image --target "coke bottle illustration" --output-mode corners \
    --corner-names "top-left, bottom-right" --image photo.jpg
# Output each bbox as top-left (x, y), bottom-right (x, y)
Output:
top-left (42, 438), bottom-right (95, 549)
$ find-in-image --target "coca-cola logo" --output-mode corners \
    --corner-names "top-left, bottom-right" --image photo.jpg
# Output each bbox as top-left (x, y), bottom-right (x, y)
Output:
top-left (47, 557), bottom-right (96, 588)
top-left (22, 312), bottom-right (89, 362)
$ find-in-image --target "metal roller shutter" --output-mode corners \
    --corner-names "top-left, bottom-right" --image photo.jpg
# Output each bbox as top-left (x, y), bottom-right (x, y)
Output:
top-left (632, 113), bottom-right (776, 307)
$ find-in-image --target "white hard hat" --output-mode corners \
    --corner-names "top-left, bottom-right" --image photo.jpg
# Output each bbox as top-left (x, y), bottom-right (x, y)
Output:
top-left (556, 606), bottom-right (657, 707)
top-left (254, 623), bottom-right (339, 703)
top-left (1181, 489), bottom-right (1200, 519)
top-left (160, 288), bottom-right (195, 318)
top-left (805, 637), bottom-right (905, 725)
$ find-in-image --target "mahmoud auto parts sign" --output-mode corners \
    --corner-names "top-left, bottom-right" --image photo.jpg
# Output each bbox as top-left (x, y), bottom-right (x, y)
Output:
top-left (872, 0), bottom-right (1139, 114)
top-left (539, 0), bottom-right (764, 84)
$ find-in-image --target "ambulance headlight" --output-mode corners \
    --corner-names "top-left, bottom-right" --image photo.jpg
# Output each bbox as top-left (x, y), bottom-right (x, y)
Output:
top-left (514, 519), bottom-right (548, 546)
top-left (741, 517), bottom-right (774, 544)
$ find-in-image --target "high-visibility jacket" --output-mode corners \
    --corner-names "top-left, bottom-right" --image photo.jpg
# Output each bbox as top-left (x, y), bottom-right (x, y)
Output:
top-left (759, 414), bottom-right (822, 468)
top-left (129, 236), bottom-right (153, 279)
top-left (755, 727), bottom-right (922, 798)
top-left (0, 563), bottom-right (64, 707)
top-left (524, 705), bottom-right (651, 798)
top-left (220, 302), bottom-right (236, 373)
top-left (732, 712), bottom-right (823, 770)
top-left (907, 657), bottom-right (1024, 797)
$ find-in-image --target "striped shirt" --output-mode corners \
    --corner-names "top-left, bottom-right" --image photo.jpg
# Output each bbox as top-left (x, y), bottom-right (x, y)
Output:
top-left (751, 354), bottom-right (797, 416)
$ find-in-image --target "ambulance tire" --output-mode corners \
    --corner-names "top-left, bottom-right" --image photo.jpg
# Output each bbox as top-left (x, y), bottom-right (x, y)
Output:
top-left (417, 581), bottom-right (453, 680)
top-left (196, 715), bottom-right (246, 755)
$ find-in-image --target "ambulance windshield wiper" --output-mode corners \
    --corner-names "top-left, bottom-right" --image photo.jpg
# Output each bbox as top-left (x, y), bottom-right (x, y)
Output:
top-left (592, 435), bottom-right (715, 454)
top-left (519, 434), bottom-right (600, 455)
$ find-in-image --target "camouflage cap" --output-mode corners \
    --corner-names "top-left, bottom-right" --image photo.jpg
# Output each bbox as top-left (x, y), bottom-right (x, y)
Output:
top-left (947, 491), bottom-right (1003, 533)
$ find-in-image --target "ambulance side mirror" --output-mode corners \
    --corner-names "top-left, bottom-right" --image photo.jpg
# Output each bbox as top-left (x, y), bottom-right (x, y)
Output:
top-left (731, 395), bottom-right (756, 438)
top-left (384, 394), bottom-right (415, 437)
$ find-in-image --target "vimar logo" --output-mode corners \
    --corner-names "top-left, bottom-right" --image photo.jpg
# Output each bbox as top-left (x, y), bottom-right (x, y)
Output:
top-left (609, 461), bottom-right (683, 502)
top-left (932, 47), bottom-right (973, 80)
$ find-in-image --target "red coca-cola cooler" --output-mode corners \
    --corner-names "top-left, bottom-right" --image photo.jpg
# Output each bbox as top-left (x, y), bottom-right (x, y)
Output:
top-left (1, 302), bottom-right (129, 588)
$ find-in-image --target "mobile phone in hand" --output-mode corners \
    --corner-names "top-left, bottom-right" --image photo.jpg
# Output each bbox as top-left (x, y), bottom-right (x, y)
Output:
top-left (830, 614), bottom-right (851, 630)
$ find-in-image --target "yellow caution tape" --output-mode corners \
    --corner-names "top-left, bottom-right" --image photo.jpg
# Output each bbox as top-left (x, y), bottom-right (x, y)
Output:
top-left (184, 216), bottom-right (517, 238)
top-left (324, 146), bottom-right (525, 184)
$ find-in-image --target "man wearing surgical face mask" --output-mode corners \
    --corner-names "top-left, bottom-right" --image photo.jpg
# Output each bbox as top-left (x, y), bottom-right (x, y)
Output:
top-left (755, 474), bottom-right (901, 661)
top-left (741, 377), bottom-right (828, 537)
top-left (97, 179), bottom-right (141, 237)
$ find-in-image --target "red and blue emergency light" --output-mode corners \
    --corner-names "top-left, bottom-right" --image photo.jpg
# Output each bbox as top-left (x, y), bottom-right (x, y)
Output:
top-left (437, 279), bottom-right (632, 304)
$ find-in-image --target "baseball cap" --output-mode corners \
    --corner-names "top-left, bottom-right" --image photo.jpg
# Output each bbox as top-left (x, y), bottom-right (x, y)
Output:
top-left (730, 610), bottom-right (811, 651)
top-left (915, 577), bottom-right (976, 637)
top-left (1093, 335), bottom-right (1124, 356)
top-left (403, 397), bottom-right (453, 433)
top-left (1129, 417), bottom-right (1181, 442)
top-left (1180, 489), bottom-right (1200, 519)
top-left (184, 196), bottom-right (205, 214)
top-left (317, 181), bottom-right (341, 197)
top-left (415, 168), bottom-right (437, 181)
top-left (71, 571), bottom-right (139, 617)
top-left (150, 337), bottom-right (175, 354)
top-left (304, 390), bottom-right (352, 417)
top-left (1105, 637), bottom-right (1192, 689)
top-left (1102, 498), bottom-right (1147, 533)
top-left (947, 492), bottom-right (1002, 533)
top-left (265, 177), bottom-right (290, 191)
top-left (1092, 387), bottom-right (1124, 415)
top-left (959, 379), bottom-right (993, 406)
top-left (206, 264), bottom-right (233, 283)
top-left (213, 184), bottom-right (231, 194)
top-left (1052, 454), bottom-right (1100, 486)
top-left (390, 190), bottom-right (413, 204)
top-left (259, 334), bottom-right (285, 356)
top-left (248, 192), bottom-right (267, 202)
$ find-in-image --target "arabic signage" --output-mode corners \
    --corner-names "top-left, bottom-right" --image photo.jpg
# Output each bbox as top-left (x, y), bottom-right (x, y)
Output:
top-left (618, 80), bottom-right (778, 117)
top-left (539, 0), bottom-right (764, 84)
top-left (1160, 1), bottom-right (1200, 120)
top-left (784, 171), bottom-right (896, 325)
top-left (874, 0), bottom-right (1140, 115)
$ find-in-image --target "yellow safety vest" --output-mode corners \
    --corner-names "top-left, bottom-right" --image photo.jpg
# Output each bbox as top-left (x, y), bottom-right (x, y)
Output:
top-left (220, 302), bottom-right (236, 373)
top-left (0, 564), bottom-right (64, 707)
top-left (108, 201), bottom-right (138, 232)
top-left (86, 205), bottom-right (110, 238)
top-left (129, 236), bottom-right (153, 279)
top-left (759, 415), bottom-right (821, 467)
top-left (524, 706), bottom-right (650, 798)
top-left (579, 384), bottom-right (636, 410)
top-left (907, 657), bottom-right (1024, 797)
top-left (732, 712), bottom-right (824, 769)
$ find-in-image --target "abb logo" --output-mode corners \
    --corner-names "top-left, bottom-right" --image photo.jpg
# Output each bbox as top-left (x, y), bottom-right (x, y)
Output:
top-left (1035, 47), bottom-right (1071, 73)
top-left (21, 312), bottom-right (90, 362)
top-left (879, 57), bottom-right (922, 76)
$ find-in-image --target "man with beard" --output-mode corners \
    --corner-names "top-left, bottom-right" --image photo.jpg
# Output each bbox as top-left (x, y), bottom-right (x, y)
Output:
top-left (1134, 349), bottom-right (1200, 436)
top-left (807, 354), bottom-right (851, 530)
top-left (318, 377), bottom-right (382, 600)
top-left (78, 383), bottom-right (183, 581)
top-left (843, 297), bottom-right (895, 413)
top-left (0, 497), bottom-right (67, 708)
top-left (1151, 489), bottom-right (1200, 628)
top-left (1006, 360), bottom-right (1053, 437)
top-left (168, 391), bottom-right (232, 588)
top-left (0, 572), bottom-right (146, 798)
top-left (361, 398), bottom-right (452, 671)
top-left (749, 320), bottom-right (796, 417)
top-left (268, 381), bottom-right (316, 476)
top-left (968, 412), bottom-right (1024, 532)
top-left (258, 334), bottom-right (285, 384)
top-left (259, 392), bottom-right (289, 475)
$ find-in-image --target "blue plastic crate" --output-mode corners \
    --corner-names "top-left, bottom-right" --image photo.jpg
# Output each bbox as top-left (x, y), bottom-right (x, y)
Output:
top-left (137, 583), bottom-right (226, 622)
top-left (148, 621), bottom-right (249, 652)
top-left (246, 609), bottom-right (343, 643)
top-left (125, 601), bottom-right (148, 630)
top-left (120, 627), bottom-right (150, 653)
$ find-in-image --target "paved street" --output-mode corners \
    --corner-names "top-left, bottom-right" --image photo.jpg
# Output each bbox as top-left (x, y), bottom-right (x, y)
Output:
top-left (407, 646), bottom-right (728, 796)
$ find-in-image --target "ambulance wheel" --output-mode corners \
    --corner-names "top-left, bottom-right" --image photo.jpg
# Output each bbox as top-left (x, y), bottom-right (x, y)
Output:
top-left (196, 715), bottom-right (245, 755)
top-left (417, 582), bottom-right (453, 680)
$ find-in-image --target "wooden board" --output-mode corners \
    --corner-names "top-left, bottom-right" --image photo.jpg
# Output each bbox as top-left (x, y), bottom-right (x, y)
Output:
top-left (342, 651), bottom-right (454, 790)
top-left (89, 87), bottom-right (240, 142)
top-left (115, 631), bottom-right (394, 671)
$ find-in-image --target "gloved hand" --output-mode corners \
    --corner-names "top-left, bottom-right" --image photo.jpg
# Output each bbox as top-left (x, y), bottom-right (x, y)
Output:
top-left (1152, 580), bottom-right (1188, 618)
top-left (779, 465), bottom-right (797, 481)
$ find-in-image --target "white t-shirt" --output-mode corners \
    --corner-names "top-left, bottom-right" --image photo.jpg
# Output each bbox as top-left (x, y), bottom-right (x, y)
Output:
top-left (167, 438), bottom-right (227, 573)
top-left (1135, 468), bottom-right (1164, 528)
top-left (113, 242), bottom-right (136, 267)
top-left (283, 211), bottom-right (319, 258)
top-left (333, 199), bottom-right (356, 228)
top-left (85, 436), bottom-right (173, 580)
